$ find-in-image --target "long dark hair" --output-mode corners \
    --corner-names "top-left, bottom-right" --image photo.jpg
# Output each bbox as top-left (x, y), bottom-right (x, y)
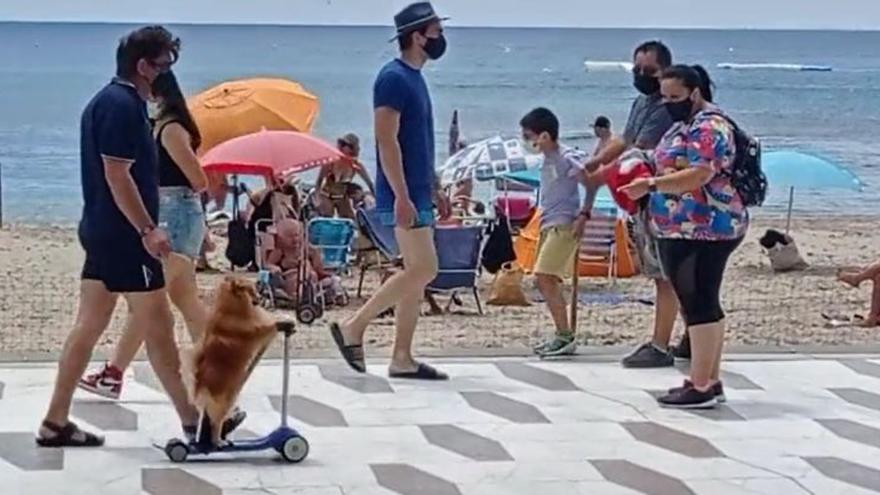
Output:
top-left (661, 64), bottom-right (715, 103)
top-left (152, 70), bottom-right (202, 150)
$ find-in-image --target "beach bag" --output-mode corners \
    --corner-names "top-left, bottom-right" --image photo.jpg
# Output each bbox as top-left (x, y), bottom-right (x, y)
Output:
top-left (487, 263), bottom-right (531, 307)
top-left (226, 218), bottom-right (254, 268)
top-left (765, 236), bottom-right (808, 272)
top-left (481, 215), bottom-right (517, 274)
top-left (705, 111), bottom-right (767, 207)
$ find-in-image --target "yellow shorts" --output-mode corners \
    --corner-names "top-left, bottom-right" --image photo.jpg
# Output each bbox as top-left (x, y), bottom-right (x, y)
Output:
top-left (534, 225), bottom-right (579, 279)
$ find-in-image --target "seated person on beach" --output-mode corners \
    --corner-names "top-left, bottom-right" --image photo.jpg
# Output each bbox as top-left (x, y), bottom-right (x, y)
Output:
top-left (448, 178), bottom-right (486, 218)
top-left (264, 218), bottom-right (344, 305)
top-left (315, 133), bottom-right (376, 220)
top-left (838, 262), bottom-right (880, 327)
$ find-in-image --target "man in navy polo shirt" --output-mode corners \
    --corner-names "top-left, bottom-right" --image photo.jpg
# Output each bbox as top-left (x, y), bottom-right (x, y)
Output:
top-left (330, 2), bottom-right (451, 381)
top-left (37, 26), bottom-right (203, 447)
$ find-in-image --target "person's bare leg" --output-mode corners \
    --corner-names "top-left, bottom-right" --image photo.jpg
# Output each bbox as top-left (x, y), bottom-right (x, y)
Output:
top-left (340, 227), bottom-right (437, 344)
top-left (42, 281), bottom-right (118, 429)
top-left (860, 276), bottom-right (880, 327)
top-left (652, 279), bottom-right (679, 349)
top-left (165, 254), bottom-right (208, 343)
top-left (710, 319), bottom-right (726, 381)
top-left (536, 273), bottom-right (569, 333)
top-left (126, 290), bottom-right (198, 426)
top-left (389, 289), bottom-right (423, 371)
top-left (687, 322), bottom-right (724, 390)
top-left (107, 311), bottom-right (144, 371)
top-left (839, 261), bottom-right (880, 287)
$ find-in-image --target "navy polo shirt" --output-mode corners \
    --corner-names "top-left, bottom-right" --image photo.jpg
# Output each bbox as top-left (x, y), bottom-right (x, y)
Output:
top-left (373, 58), bottom-right (435, 212)
top-left (78, 78), bottom-right (159, 244)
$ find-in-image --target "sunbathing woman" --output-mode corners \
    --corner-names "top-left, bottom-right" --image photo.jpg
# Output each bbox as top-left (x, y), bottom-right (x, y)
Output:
top-left (838, 261), bottom-right (880, 327)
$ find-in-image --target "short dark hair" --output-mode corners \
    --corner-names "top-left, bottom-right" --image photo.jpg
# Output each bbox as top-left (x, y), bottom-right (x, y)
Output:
top-left (593, 116), bottom-right (611, 129)
top-left (662, 64), bottom-right (715, 103)
top-left (520, 107), bottom-right (559, 141)
top-left (398, 23), bottom-right (431, 50)
top-left (116, 25), bottom-right (180, 79)
top-left (633, 40), bottom-right (672, 68)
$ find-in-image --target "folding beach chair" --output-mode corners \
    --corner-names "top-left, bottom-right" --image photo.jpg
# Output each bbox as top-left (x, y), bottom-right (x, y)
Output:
top-left (307, 218), bottom-right (357, 274)
top-left (578, 205), bottom-right (620, 285)
top-left (429, 224), bottom-right (486, 315)
top-left (355, 208), bottom-right (401, 298)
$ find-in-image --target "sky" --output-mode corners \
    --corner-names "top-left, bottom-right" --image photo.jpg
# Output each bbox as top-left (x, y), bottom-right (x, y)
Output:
top-left (2, 0), bottom-right (880, 30)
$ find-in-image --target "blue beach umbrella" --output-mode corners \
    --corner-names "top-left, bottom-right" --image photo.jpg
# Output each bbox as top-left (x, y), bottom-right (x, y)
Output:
top-left (762, 150), bottom-right (864, 232)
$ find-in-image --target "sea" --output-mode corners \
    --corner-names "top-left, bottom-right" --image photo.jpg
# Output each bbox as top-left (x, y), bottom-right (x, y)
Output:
top-left (1, 22), bottom-right (880, 223)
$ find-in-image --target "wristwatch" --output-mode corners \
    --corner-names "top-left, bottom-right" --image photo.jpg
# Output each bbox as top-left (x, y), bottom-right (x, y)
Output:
top-left (647, 178), bottom-right (658, 193)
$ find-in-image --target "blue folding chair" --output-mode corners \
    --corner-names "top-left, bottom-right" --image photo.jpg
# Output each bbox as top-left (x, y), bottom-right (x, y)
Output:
top-left (307, 218), bottom-right (357, 274)
top-left (355, 208), bottom-right (401, 298)
top-left (430, 225), bottom-right (485, 315)
top-left (356, 208), bottom-right (485, 314)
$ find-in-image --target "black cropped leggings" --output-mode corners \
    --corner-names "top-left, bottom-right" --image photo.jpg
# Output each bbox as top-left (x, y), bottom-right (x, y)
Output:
top-left (657, 237), bottom-right (743, 327)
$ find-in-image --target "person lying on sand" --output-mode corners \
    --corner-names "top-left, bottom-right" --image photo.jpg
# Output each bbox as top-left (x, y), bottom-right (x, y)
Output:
top-left (838, 262), bottom-right (880, 327)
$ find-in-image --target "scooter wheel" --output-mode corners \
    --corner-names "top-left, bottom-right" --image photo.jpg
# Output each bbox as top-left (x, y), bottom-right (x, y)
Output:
top-left (297, 306), bottom-right (316, 325)
top-left (280, 435), bottom-right (309, 463)
top-left (165, 439), bottom-right (189, 463)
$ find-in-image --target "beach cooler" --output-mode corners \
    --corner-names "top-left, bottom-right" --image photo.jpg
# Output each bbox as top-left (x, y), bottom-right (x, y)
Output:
top-left (495, 196), bottom-right (535, 231)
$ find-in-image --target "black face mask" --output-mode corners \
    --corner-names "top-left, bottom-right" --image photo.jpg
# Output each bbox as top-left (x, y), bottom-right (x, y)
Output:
top-left (665, 98), bottom-right (694, 122)
top-left (423, 34), bottom-right (447, 60)
top-left (633, 73), bottom-right (660, 95)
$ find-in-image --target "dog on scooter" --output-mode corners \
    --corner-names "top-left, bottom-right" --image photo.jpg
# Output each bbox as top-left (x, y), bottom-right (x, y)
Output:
top-left (189, 276), bottom-right (277, 445)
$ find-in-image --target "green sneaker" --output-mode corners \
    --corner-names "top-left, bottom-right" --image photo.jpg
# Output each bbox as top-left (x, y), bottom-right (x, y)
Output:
top-left (537, 333), bottom-right (577, 358)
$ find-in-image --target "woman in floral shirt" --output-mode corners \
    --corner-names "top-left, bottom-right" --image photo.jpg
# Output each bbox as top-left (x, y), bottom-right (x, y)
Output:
top-left (621, 65), bottom-right (748, 410)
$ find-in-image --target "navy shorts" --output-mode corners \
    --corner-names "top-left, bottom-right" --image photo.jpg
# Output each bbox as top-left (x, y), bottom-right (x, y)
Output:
top-left (79, 225), bottom-right (165, 293)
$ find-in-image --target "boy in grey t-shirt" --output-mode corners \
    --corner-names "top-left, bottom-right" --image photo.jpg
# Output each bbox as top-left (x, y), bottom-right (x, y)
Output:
top-left (521, 108), bottom-right (592, 358)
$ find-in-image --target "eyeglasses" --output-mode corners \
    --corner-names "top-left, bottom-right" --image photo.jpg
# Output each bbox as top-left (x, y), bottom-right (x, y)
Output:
top-left (148, 59), bottom-right (174, 74)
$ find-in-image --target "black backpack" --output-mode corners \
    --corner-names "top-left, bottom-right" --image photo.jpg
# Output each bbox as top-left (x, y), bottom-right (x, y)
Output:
top-left (225, 217), bottom-right (255, 269)
top-left (704, 111), bottom-right (767, 207)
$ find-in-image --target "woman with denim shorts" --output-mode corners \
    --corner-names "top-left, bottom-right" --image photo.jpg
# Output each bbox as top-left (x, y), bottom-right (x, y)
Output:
top-left (78, 72), bottom-right (234, 411)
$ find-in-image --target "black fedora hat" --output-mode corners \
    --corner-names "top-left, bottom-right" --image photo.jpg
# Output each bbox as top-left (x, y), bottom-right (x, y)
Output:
top-left (389, 2), bottom-right (449, 42)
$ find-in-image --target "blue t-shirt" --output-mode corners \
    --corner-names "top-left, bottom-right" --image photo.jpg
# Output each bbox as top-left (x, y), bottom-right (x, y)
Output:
top-left (79, 79), bottom-right (159, 244)
top-left (373, 59), bottom-right (435, 212)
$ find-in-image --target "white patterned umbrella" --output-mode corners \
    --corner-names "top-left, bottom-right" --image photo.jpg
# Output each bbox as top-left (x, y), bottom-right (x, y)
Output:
top-left (439, 136), bottom-right (542, 185)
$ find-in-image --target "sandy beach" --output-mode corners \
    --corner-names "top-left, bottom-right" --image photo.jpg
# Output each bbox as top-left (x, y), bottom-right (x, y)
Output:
top-left (1, 214), bottom-right (878, 359)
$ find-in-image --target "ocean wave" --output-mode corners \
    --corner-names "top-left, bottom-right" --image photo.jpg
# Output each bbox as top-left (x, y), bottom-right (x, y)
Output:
top-left (717, 62), bottom-right (833, 72)
top-left (583, 60), bottom-right (633, 72)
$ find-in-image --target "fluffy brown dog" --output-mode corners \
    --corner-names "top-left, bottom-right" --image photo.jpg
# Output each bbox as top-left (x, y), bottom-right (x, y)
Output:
top-left (190, 276), bottom-right (277, 445)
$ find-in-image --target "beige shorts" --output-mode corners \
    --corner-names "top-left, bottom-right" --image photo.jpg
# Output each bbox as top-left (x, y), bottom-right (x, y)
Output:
top-left (534, 225), bottom-right (579, 280)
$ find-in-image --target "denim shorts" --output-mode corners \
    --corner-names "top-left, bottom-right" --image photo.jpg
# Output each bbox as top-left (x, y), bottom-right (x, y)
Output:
top-left (159, 186), bottom-right (206, 259)
top-left (378, 209), bottom-right (435, 229)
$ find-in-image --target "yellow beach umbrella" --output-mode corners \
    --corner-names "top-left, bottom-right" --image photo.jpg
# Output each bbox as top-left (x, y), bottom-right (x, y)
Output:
top-left (189, 77), bottom-right (320, 155)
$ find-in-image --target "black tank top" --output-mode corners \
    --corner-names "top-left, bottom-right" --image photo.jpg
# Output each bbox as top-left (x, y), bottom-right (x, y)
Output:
top-left (156, 120), bottom-right (194, 189)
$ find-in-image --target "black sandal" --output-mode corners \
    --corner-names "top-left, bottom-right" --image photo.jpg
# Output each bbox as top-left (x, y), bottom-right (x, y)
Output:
top-left (329, 322), bottom-right (366, 373)
top-left (389, 362), bottom-right (449, 381)
top-left (36, 420), bottom-right (104, 448)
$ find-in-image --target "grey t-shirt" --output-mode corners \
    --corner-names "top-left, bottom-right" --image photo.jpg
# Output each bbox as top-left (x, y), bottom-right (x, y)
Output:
top-left (539, 145), bottom-right (583, 231)
top-left (623, 93), bottom-right (673, 150)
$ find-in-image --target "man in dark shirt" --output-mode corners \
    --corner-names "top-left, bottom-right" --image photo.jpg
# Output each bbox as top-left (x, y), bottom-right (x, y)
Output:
top-left (37, 26), bottom-right (202, 447)
top-left (583, 41), bottom-right (686, 369)
top-left (330, 2), bottom-right (451, 381)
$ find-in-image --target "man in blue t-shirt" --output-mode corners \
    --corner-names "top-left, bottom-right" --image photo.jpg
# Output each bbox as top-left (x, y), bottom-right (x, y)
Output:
top-left (37, 27), bottom-right (207, 447)
top-left (330, 2), bottom-right (451, 381)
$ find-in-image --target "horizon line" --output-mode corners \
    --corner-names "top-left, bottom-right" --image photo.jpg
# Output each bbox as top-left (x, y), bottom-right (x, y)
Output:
top-left (2, 19), bottom-right (879, 33)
